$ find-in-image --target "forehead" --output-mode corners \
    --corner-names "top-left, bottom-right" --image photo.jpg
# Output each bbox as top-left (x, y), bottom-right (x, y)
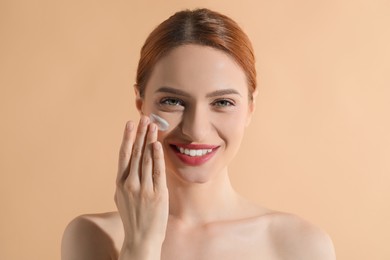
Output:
top-left (145, 44), bottom-right (248, 96)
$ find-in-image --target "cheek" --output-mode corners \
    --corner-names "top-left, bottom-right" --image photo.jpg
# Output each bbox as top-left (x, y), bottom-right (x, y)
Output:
top-left (155, 113), bottom-right (183, 142)
top-left (214, 108), bottom-right (248, 130)
top-left (213, 111), bottom-right (248, 145)
top-left (157, 128), bottom-right (171, 141)
top-left (156, 112), bottom-right (182, 136)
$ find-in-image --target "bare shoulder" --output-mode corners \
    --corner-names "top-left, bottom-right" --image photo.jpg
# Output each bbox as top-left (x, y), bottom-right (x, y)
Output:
top-left (61, 212), bottom-right (123, 260)
top-left (267, 212), bottom-right (336, 260)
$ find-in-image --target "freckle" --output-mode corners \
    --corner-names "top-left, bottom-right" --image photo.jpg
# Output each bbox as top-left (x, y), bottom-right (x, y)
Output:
top-left (149, 113), bottom-right (169, 131)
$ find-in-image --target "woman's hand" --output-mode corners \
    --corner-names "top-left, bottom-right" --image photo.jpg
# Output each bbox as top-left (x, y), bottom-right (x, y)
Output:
top-left (115, 116), bottom-right (169, 259)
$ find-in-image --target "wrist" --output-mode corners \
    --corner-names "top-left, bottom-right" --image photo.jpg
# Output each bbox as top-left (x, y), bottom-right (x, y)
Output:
top-left (119, 240), bottom-right (163, 260)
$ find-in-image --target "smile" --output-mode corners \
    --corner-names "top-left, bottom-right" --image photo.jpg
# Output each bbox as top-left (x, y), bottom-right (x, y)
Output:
top-left (177, 147), bottom-right (213, 157)
top-left (169, 143), bottom-right (220, 166)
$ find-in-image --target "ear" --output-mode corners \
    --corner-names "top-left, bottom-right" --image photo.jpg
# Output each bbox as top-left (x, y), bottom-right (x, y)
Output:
top-left (245, 89), bottom-right (259, 127)
top-left (134, 84), bottom-right (144, 115)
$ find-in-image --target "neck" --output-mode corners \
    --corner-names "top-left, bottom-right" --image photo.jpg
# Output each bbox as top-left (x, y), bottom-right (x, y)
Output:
top-left (166, 168), bottom-right (241, 226)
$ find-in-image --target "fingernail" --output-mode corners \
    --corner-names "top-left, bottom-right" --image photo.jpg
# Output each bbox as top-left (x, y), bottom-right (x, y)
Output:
top-left (150, 123), bottom-right (156, 132)
top-left (141, 116), bottom-right (149, 125)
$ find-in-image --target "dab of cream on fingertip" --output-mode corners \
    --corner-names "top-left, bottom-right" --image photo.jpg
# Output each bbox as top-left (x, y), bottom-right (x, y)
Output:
top-left (150, 113), bottom-right (169, 131)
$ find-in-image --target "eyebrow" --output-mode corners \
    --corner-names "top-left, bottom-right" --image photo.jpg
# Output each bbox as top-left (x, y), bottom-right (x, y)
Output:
top-left (155, 86), bottom-right (242, 98)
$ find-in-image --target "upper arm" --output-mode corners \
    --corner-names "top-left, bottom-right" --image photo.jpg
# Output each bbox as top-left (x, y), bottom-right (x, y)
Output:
top-left (61, 215), bottom-right (117, 260)
top-left (270, 213), bottom-right (336, 260)
top-left (296, 225), bottom-right (336, 260)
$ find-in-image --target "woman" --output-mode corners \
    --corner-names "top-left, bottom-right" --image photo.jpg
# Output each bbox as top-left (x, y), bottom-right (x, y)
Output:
top-left (62, 8), bottom-right (336, 260)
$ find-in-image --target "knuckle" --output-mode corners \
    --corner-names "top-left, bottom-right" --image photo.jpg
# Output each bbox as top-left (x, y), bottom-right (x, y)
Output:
top-left (124, 181), bottom-right (139, 192)
top-left (153, 168), bottom-right (162, 177)
top-left (143, 155), bottom-right (152, 165)
top-left (132, 146), bottom-right (143, 158)
top-left (137, 125), bottom-right (146, 134)
top-left (119, 149), bottom-right (131, 160)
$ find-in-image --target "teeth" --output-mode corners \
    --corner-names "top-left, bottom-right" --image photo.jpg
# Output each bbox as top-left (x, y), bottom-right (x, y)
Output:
top-left (177, 146), bottom-right (214, 157)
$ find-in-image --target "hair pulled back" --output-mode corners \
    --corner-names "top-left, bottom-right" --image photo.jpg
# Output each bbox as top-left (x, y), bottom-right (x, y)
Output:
top-left (136, 8), bottom-right (257, 100)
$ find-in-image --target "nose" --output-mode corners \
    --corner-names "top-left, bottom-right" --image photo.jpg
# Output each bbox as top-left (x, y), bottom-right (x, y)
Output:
top-left (180, 105), bottom-right (211, 142)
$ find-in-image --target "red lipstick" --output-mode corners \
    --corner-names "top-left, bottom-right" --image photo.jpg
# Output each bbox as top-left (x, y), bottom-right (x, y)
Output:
top-left (169, 143), bottom-right (219, 166)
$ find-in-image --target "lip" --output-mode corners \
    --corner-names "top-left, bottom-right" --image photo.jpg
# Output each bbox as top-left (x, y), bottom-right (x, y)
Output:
top-left (170, 143), bottom-right (219, 149)
top-left (169, 143), bottom-right (220, 166)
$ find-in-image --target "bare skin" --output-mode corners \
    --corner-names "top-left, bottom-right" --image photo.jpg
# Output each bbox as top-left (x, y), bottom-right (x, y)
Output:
top-left (61, 45), bottom-right (336, 260)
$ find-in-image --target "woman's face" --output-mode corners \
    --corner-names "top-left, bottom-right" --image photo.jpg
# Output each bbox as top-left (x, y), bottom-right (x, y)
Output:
top-left (137, 44), bottom-right (255, 184)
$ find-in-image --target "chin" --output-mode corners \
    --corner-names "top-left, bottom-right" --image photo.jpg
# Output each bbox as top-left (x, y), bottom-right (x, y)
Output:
top-left (165, 160), bottom-right (229, 186)
top-left (168, 168), bottom-right (213, 185)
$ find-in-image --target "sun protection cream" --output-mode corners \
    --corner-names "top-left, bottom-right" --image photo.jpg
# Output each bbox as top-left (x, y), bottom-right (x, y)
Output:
top-left (149, 113), bottom-right (169, 131)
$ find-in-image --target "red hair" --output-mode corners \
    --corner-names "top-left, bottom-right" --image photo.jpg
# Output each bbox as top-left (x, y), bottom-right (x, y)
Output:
top-left (136, 8), bottom-right (257, 100)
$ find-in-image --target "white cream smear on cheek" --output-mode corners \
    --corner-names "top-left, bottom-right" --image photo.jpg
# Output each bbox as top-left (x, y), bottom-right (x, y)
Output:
top-left (149, 113), bottom-right (169, 131)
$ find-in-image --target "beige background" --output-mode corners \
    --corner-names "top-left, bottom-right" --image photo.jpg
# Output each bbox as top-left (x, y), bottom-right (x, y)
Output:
top-left (1, 0), bottom-right (389, 259)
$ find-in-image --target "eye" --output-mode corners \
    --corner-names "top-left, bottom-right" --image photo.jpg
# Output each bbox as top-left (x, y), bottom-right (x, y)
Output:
top-left (212, 99), bottom-right (235, 107)
top-left (160, 97), bottom-right (185, 107)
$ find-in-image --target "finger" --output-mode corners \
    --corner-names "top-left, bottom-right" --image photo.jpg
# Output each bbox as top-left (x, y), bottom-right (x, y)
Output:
top-left (116, 121), bottom-right (135, 185)
top-left (141, 123), bottom-right (157, 192)
top-left (141, 122), bottom-right (158, 192)
top-left (152, 141), bottom-right (167, 192)
top-left (127, 116), bottom-right (149, 188)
